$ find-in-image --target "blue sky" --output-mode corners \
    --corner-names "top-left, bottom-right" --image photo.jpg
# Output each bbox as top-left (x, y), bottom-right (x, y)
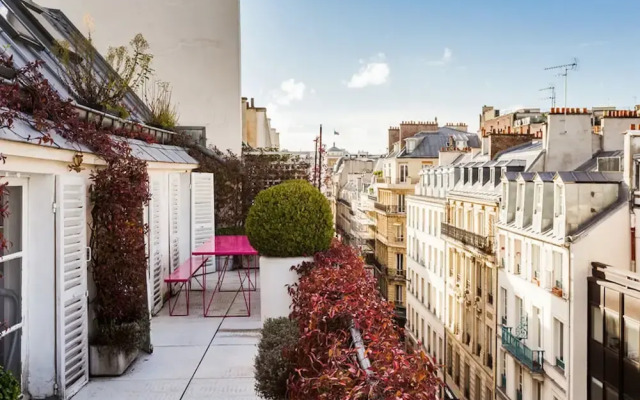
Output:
top-left (241, 0), bottom-right (640, 154)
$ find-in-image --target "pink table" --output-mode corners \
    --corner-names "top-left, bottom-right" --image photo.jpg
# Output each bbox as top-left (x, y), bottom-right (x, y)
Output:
top-left (192, 235), bottom-right (258, 317)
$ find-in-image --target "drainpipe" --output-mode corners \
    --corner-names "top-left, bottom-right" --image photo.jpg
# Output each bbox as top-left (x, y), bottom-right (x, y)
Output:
top-left (631, 212), bottom-right (636, 271)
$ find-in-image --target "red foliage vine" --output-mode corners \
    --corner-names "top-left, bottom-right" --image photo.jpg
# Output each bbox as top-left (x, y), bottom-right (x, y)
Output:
top-left (0, 50), bottom-right (152, 347)
top-left (287, 241), bottom-right (441, 399)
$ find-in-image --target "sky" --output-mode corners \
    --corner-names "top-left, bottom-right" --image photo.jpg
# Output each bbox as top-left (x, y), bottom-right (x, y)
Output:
top-left (241, 0), bottom-right (640, 154)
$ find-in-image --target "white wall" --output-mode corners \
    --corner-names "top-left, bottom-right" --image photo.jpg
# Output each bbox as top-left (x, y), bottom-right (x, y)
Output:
top-left (37, 0), bottom-right (243, 154)
top-left (545, 114), bottom-right (593, 171)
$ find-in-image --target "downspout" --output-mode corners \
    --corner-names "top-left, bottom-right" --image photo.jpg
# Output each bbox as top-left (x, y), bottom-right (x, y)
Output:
top-left (53, 184), bottom-right (59, 397)
top-left (631, 212), bottom-right (636, 271)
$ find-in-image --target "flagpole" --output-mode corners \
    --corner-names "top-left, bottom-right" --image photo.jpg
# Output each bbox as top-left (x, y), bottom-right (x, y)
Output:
top-left (318, 124), bottom-right (323, 190)
top-left (313, 136), bottom-right (318, 186)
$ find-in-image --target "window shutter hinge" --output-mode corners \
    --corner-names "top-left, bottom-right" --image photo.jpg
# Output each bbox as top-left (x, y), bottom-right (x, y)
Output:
top-left (52, 202), bottom-right (57, 214)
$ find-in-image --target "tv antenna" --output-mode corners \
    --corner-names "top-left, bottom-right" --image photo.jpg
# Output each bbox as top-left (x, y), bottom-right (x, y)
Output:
top-left (544, 58), bottom-right (578, 113)
top-left (539, 85), bottom-right (556, 108)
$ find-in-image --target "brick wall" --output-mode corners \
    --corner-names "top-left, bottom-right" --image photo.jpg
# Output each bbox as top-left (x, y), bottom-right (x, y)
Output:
top-left (388, 127), bottom-right (400, 153)
top-left (488, 133), bottom-right (536, 159)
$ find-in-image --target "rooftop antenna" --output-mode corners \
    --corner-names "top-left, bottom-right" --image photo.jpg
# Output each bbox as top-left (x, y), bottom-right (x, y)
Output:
top-left (544, 58), bottom-right (578, 114)
top-left (539, 85), bottom-right (556, 108)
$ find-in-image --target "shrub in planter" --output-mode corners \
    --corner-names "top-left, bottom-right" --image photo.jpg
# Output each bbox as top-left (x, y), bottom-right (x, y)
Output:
top-left (246, 180), bottom-right (334, 321)
top-left (254, 317), bottom-right (298, 400)
top-left (246, 180), bottom-right (333, 257)
top-left (0, 366), bottom-right (20, 400)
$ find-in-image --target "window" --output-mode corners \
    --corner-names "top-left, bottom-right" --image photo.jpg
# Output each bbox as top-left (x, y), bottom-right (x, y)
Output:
top-left (395, 285), bottom-right (403, 303)
top-left (501, 287), bottom-right (508, 325)
top-left (555, 318), bottom-right (565, 370)
top-left (515, 296), bottom-right (524, 325)
top-left (552, 251), bottom-right (563, 292)
top-left (555, 184), bottom-right (564, 216)
top-left (590, 377), bottom-right (604, 400)
top-left (501, 182), bottom-right (508, 210)
top-left (396, 253), bottom-right (404, 272)
top-left (400, 164), bottom-right (409, 183)
top-left (624, 317), bottom-right (639, 363)
top-left (0, 182), bottom-right (25, 381)
top-left (517, 183), bottom-right (525, 211)
top-left (534, 184), bottom-right (543, 214)
top-left (592, 306), bottom-right (603, 343)
top-left (398, 194), bottom-right (406, 212)
top-left (605, 309), bottom-right (620, 350)
top-left (517, 365), bottom-right (523, 395)
top-left (531, 244), bottom-right (540, 281)
top-left (532, 306), bottom-right (542, 348)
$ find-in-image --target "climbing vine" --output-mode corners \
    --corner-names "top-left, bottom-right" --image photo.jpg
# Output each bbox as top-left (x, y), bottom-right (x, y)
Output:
top-left (0, 49), bottom-right (151, 350)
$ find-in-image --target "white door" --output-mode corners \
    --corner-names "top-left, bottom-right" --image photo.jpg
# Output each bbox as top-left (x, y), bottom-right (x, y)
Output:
top-left (0, 178), bottom-right (27, 392)
top-left (148, 177), bottom-right (163, 315)
top-left (168, 174), bottom-right (181, 272)
top-left (55, 176), bottom-right (89, 399)
top-left (191, 172), bottom-right (215, 257)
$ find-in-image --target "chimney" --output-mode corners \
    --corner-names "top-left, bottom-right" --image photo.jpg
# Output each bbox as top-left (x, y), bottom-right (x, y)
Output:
top-left (388, 126), bottom-right (400, 153)
top-left (250, 98), bottom-right (255, 108)
top-left (398, 120), bottom-right (438, 149)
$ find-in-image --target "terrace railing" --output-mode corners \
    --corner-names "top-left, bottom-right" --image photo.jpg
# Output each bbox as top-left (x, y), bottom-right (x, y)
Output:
top-left (441, 223), bottom-right (493, 253)
top-left (501, 326), bottom-right (544, 373)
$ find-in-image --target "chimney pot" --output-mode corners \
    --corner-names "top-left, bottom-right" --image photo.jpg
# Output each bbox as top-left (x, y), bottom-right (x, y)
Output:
top-left (631, 124), bottom-right (636, 130)
top-left (583, 107), bottom-right (588, 113)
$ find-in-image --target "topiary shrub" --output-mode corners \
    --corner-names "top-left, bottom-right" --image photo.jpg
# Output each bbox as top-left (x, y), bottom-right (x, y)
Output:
top-left (254, 317), bottom-right (299, 400)
top-left (246, 180), bottom-right (333, 257)
top-left (0, 366), bottom-right (20, 400)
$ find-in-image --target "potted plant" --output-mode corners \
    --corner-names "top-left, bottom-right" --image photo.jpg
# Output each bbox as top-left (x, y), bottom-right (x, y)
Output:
top-left (246, 180), bottom-right (333, 322)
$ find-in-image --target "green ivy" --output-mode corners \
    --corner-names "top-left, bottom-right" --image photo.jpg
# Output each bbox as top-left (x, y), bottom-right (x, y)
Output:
top-left (245, 180), bottom-right (333, 257)
top-left (0, 366), bottom-right (20, 400)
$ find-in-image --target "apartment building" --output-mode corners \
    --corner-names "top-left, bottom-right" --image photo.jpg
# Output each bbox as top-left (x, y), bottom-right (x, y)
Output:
top-left (242, 97), bottom-right (280, 149)
top-left (375, 123), bottom-right (480, 322)
top-left (496, 171), bottom-right (629, 400)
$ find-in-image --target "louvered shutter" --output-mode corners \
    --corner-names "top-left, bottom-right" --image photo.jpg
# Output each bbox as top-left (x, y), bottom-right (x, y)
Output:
top-left (191, 173), bottom-right (215, 269)
top-left (168, 174), bottom-right (181, 272)
top-left (149, 177), bottom-right (163, 315)
top-left (55, 176), bottom-right (89, 399)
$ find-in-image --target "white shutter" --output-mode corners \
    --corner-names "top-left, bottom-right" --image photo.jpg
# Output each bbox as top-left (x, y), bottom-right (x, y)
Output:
top-left (191, 173), bottom-right (215, 267)
top-left (55, 176), bottom-right (89, 399)
top-left (149, 177), bottom-right (163, 315)
top-left (168, 174), bottom-right (181, 272)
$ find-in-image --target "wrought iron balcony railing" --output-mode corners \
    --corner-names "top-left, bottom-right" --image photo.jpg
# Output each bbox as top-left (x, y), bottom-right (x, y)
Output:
top-left (385, 267), bottom-right (406, 280)
top-left (441, 223), bottom-right (493, 253)
top-left (501, 326), bottom-right (544, 373)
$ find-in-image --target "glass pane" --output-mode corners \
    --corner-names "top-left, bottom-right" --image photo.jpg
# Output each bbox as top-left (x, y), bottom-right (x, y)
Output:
top-left (0, 258), bottom-right (22, 327)
top-left (624, 317), bottom-right (640, 363)
top-left (593, 306), bottom-right (603, 343)
top-left (605, 310), bottom-right (621, 351)
top-left (0, 328), bottom-right (21, 383)
top-left (0, 186), bottom-right (23, 257)
top-left (591, 378), bottom-right (604, 400)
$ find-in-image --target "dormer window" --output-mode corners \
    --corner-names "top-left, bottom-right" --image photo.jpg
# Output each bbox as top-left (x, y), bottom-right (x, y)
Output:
top-left (555, 184), bottom-right (564, 217)
top-left (407, 140), bottom-right (416, 153)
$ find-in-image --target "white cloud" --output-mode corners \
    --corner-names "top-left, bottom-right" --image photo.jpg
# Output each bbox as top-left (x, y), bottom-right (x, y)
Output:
top-left (579, 40), bottom-right (608, 48)
top-left (273, 78), bottom-right (306, 105)
top-left (428, 47), bottom-right (453, 66)
top-left (347, 54), bottom-right (390, 88)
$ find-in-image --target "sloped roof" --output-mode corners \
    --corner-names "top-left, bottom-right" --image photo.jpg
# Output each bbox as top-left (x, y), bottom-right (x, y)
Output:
top-left (399, 127), bottom-right (480, 159)
top-left (575, 150), bottom-right (624, 172)
top-left (555, 171), bottom-right (622, 183)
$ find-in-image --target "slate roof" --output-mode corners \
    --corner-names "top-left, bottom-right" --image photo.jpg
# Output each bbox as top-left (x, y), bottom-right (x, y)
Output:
top-left (555, 171), bottom-right (622, 183)
top-left (535, 172), bottom-right (555, 182)
top-left (1, 117), bottom-right (197, 164)
top-left (575, 150), bottom-right (624, 172)
top-left (398, 127), bottom-right (480, 159)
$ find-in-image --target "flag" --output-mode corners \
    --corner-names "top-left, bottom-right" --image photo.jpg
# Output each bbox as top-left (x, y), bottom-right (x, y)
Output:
top-left (334, 130), bottom-right (340, 135)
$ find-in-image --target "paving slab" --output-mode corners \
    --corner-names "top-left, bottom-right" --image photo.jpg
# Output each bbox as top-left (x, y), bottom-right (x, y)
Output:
top-left (71, 378), bottom-right (189, 400)
top-left (182, 378), bottom-right (259, 400)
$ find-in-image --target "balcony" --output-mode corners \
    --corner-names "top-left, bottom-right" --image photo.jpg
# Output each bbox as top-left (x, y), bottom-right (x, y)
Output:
top-left (500, 373), bottom-right (506, 389)
top-left (517, 389), bottom-right (523, 400)
top-left (556, 356), bottom-right (565, 370)
top-left (501, 326), bottom-right (544, 373)
top-left (385, 267), bottom-right (406, 281)
top-left (374, 202), bottom-right (405, 214)
top-left (441, 223), bottom-right (493, 254)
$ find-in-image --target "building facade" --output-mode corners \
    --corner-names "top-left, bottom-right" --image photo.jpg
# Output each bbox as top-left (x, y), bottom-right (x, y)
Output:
top-left (37, 0), bottom-right (243, 153)
top-left (496, 171), bottom-right (629, 400)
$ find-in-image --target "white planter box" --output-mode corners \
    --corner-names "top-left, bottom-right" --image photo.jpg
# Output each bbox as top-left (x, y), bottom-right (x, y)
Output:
top-left (90, 345), bottom-right (138, 376)
top-left (260, 256), bottom-right (312, 324)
